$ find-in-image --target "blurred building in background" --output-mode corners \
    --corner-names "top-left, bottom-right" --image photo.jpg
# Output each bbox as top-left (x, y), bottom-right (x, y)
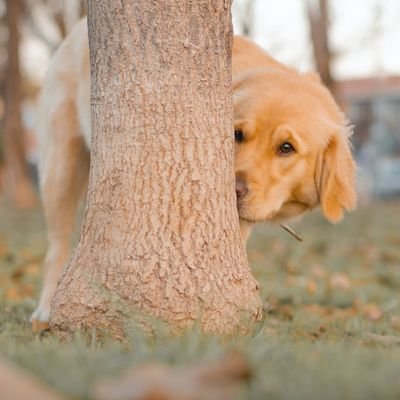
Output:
top-left (338, 77), bottom-right (400, 199)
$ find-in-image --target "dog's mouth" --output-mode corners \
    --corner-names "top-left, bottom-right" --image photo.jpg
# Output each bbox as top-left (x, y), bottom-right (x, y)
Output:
top-left (236, 201), bottom-right (278, 224)
top-left (238, 203), bottom-right (304, 242)
top-left (237, 198), bottom-right (310, 224)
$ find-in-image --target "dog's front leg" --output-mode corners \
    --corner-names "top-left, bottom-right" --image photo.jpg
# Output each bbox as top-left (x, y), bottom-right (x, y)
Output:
top-left (239, 219), bottom-right (253, 245)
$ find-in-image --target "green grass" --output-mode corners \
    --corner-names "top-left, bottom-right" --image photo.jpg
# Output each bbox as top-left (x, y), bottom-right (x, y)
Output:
top-left (1, 199), bottom-right (400, 399)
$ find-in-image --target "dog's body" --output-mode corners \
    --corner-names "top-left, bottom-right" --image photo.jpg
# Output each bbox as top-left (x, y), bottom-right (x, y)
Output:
top-left (31, 18), bottom-right (356, 324)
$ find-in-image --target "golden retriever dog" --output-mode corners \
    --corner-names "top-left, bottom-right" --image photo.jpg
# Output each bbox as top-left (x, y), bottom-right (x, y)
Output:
top-left (232, 37), bottom-right (356, 240)
top-left (31, 19), bottom-right (356, 325)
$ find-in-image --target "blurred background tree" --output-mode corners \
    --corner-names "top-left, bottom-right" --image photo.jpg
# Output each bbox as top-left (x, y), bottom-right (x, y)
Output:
top-left (232, 0), bottom-right (255, 38)
top-left (1, 0), bottom-right (36, 208)
top-left (0, 0), bottom-right (86, 207)
top-left (306, 0), bottom-right (334, 93)
top-left (24, 0), bottom-right (86, 52)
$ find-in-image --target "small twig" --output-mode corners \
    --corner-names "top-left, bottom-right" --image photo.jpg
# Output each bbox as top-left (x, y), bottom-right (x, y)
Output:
top-left (280, 224), bottom-right (303, 242)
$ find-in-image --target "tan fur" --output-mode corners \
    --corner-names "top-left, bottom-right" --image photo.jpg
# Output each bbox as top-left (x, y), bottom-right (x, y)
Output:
top-left (31, 20), bottom-right (356, 323)
top-left (233, 36), bottom-right (356, 225)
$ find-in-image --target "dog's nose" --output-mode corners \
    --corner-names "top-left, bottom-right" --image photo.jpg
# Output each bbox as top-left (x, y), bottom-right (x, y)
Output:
top-left (236, 176), bottom-right (248, 198)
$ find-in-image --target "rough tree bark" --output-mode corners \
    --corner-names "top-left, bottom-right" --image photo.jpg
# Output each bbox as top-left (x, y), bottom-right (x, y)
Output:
top-left (1, 0), bottom-right (37, 207)
top-left (50, 0), bottom-right (262, 338)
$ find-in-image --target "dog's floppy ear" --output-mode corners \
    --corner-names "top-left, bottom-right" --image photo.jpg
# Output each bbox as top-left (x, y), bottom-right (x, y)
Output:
top-left (233, 69), bottom-right (268, 104)
top-left (233, 70), bottom-right (256, 106)
top-left (233, 69), bottom-right (269, 121)
top-left (317, 128), bottom-right (357, 222)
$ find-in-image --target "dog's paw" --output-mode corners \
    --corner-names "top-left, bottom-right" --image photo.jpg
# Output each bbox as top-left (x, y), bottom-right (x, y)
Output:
top-left (30, 306), bottom-right (50, 333)
top-left (30, 303), bottom-right (50, 322)
top-left (31, 319), bottom-right (50, 333)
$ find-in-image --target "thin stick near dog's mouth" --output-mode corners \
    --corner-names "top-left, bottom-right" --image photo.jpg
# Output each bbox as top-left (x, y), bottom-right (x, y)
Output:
top-left (280, 224), bottom-right (303, 242)
top-left (238, 213), bottom-right (303, 242)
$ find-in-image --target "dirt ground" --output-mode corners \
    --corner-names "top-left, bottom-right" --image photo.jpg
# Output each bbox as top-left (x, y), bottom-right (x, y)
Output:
top-left (1, 199), bottom-right (400, 399)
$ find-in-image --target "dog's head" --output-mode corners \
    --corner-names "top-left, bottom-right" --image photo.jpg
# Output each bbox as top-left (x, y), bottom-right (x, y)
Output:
top-left (233, 68), bottom-right (356, 224)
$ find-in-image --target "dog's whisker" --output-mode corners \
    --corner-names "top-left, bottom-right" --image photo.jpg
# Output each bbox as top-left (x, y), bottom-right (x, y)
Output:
top-left (280, 224), bottom-right (303, 242)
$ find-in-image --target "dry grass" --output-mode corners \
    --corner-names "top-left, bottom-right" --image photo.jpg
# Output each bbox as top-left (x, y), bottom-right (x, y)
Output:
top-left (1, 199), bottom-right (400, 399)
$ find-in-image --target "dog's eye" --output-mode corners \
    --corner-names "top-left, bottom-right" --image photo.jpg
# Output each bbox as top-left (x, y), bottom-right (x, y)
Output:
top-left (278, 142), bottom-right (295, 155)
top-left (235, 130), bottom-right (245, 143)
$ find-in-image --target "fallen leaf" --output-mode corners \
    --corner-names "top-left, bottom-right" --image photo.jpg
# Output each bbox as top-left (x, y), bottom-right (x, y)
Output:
top-left (311, 265), bottom-right (328, 279)
top-left (269, 304), bottom-right (294, 320)
top-left (5, 284), bottom-right (34, 301)
top-left (31, 319), bottom-right (50, 334)
top-left (12, 262), bottom-right (40, 279)
top-left (329, 273), bottom-right (351, 290)
top-left (303, 304), bottom-right (357, 320)
top-left (24, 262), bottom-right (40, 276)
top-left (306, 279), bottom-right (318, 295)
top-left (363, 304), bottom-right (384, 321)
top-left (310, 325), bottom-right (327, 339)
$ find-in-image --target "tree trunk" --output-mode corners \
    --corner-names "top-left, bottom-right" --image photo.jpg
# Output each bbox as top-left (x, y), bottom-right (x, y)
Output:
top-left (2, 0), bottom-right (37, 208)
top-left (307, 0), bottom-right (335, 94)
top-left (236, 0), bottom-right (255, 38)
top-left (50, 0), bottom-right (262, 338)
